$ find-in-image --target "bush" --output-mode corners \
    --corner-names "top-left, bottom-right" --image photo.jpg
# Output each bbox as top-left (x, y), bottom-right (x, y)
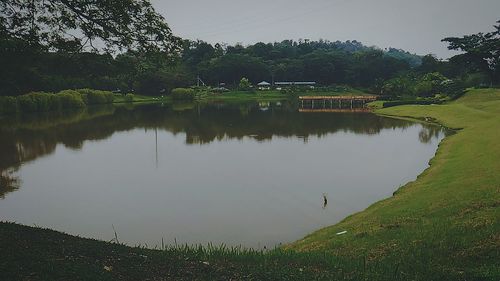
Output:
top-left (441, 80), bottom-right (466, 99)
top-left (464, 73), bottom-right (490, 88)
top-left (382, 99), bottom-right (444, 108)
top-left (17, 94), bottom-right (37, 112)
top-left (414, 81), bottom-right (433, 97)
top-left (124, 93), bottom-right (134, 103)
top-left (0, 96), bottom-right (18, 114)
top-left (171, 88), bottom-right (195, 100)
top-left (57, 90), bottom-right (85, 109)
top-left (238, 77), bottom-right (252, 91)
top-left (47, 94), bottom-right (62, 111)
top-left (29, 92), bottom-right (51, 111)
top-left (75, 89), bottom-right (114, 105)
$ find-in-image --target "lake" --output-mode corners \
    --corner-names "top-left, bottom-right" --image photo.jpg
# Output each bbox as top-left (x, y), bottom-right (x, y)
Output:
top-left (0, 102), bottom-right (447, 248)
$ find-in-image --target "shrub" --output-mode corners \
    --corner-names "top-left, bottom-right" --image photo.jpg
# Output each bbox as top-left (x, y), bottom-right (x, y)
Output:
top-left (57, 90), bottom-right (85, 109)
top-left (0, 96), bottom-right (18, 114)
top-left (29, 92), bottom-right (51, 111)
top-left (382, 99), bottom-right (444, 108)
top-left (464, 73), bottom-right (490, 88)
top-left (17, 94), bottom-right (37, 112)
top-left (47, 94), bottom-right (62, 111)
top-left (238, 77), bottom-right (252, 91)
top-left (171, 88), bottom-right (195, 100)
top-left (75, 89), bottom-right (114, 105)
top-left (124, 93), bottom-right (134, 103)
top-left (441, 80), bottom-right (466, 99)
top-left (414, 81), bottom-right (433, 97)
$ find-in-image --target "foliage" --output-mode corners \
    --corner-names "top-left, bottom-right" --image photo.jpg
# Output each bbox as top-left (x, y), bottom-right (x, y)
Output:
top-left (442, 20), bottom-right (500, 84)
top-left (382, 99), bottom-right (443, 108)
top-left (0, 89), bottom-right (119, 114)
top-left (124, 93), bottom-right (135, 103)
top-left (171, 88), bottom-right (195, 100)
top-left (0, 96), bottom-right (18, 114)
top-left (381, 72), bottom-right (464, 99)
top-left (0, 38), bottom-right (420, 96)
top-left (0, 0), bottom-right (180, 53)
top-left (76, 89), bottom-right (114, 105)
top-left (414, 72), bottom-right (447, 97)
top-left (381, 75), bottom-right (416, 97)
top-left (440, 80), bottom-right (466, 99)
top-left (238, 77), bottom-right (252, 91)
top-left (463, 72), bottom-right (491, 88)
top-left (17, 92), bottom-right (46, 112)
top-left (56, 90), bottom-right (86, 109)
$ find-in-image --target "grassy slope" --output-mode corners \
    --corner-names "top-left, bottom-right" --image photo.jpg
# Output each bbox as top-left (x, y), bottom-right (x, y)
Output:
top-left (289, 88), bottom-right (500, 279)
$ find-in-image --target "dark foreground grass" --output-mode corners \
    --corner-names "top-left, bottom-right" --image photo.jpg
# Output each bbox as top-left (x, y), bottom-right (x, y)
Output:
top-left (1, 221), bottom-right (482, 281)
top-left (0, 222), bottom-right (377, 281)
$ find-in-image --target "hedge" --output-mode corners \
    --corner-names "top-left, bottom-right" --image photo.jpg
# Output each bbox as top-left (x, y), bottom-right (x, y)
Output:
top-left (0, 89), bottom-right (115, 115)
top-left (382, 99), bottom-right (444, 108)
top-left (124, 93), bottom-right (134, 103)
top-left (75, 89), bottom-right (114, 105)
top-left (171, 88), bottom-right (195, 100)
top-left (0, 96), bottom-right (18, 114)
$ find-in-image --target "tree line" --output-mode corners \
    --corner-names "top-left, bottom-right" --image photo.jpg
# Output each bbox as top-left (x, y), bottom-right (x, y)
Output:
top-left (1, 1), bottom-right (498, 99)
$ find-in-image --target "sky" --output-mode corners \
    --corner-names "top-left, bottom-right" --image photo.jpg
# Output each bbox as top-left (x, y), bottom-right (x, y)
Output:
top-left (151, 0), bottom-right (499, 59)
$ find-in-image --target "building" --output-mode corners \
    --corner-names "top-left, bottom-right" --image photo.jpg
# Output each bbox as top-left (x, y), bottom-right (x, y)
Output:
top-left (274, 81), bottom-right (316, 87)
top-left (257, 81), bottom-right (271, 90)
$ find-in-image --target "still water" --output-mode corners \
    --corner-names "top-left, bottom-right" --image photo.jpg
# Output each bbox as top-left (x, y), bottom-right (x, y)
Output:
top-left (0, 102), bottom-right (446, 248)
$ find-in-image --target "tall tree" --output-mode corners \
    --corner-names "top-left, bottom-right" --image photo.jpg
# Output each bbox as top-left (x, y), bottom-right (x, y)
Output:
top-left (0, 0), bottom-right (180, 53)
top-left (442, 20), bottom-right (500, 84)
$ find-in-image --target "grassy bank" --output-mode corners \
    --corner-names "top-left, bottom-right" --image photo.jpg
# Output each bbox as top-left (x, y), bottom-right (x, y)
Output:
top-left (289, 88), bottom-right (500, 280)
top-left (0, 222), bottom-right (372, 281)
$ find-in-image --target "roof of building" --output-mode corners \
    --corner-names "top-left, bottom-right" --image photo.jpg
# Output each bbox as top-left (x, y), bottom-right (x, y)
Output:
top-left (257, 81), bottom-right (271, 86)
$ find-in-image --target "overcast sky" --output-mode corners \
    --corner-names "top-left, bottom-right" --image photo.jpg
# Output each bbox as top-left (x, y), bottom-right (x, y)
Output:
top-left (151, 0), bottom-right (499, 59)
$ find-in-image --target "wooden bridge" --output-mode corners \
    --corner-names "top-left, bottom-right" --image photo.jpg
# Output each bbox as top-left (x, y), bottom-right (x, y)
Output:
top-left (298, 95), bottom-right (378, 111)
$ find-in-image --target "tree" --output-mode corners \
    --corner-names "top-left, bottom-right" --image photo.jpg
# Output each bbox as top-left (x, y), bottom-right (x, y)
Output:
top-left (442, 20), bottom-right (500, 84)
top-left (0, 0), bottom-right (180, 53)
top-left (238, 78), bottom-right (252, 91)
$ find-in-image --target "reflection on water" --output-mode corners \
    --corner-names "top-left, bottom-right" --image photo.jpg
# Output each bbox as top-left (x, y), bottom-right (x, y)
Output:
top-left (322, 193), bottom-right (328, 210)
top-left (0, 101), bottom-right (447, 248)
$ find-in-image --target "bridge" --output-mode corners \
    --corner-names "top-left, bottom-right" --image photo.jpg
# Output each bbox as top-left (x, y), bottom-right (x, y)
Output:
top-left (298, 95), bottom-right (378, 111)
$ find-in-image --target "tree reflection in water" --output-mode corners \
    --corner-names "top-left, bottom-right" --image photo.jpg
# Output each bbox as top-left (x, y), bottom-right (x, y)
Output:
top-left (0, 101), bottom-right (447, 198)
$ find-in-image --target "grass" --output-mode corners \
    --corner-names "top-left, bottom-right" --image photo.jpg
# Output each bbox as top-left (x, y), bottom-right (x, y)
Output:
top-left (112, 94), bottom-right (168, 104)
top-left (203, 90), bottom-right (288, 102)
top-left (1, 88), bottom-right (499, 280)
top-left (198, 88), bottom-right (370, 103)
top-left (0, 222), bottom-right (372, 281)
top-left (288, 88), bottom-right (500, 280)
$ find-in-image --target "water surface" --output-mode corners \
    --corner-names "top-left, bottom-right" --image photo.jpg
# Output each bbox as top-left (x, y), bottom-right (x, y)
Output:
top-left (0, 102), bottom-right (446, 248)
